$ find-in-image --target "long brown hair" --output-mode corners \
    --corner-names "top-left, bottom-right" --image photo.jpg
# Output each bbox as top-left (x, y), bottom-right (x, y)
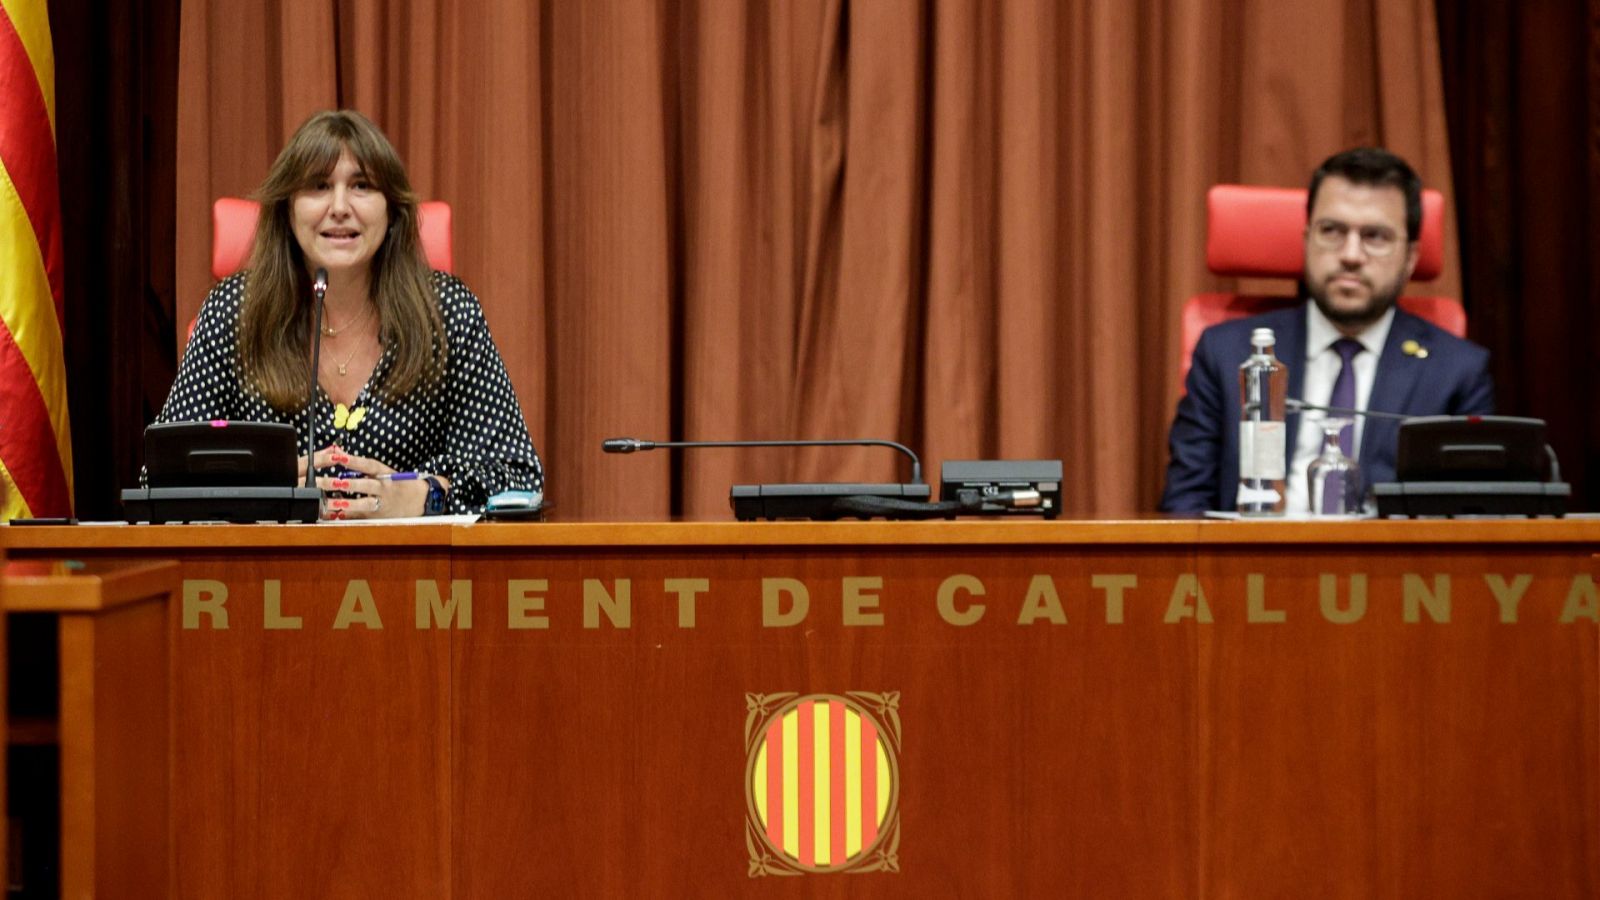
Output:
top-left (238, 109), bottom-right (446, 410)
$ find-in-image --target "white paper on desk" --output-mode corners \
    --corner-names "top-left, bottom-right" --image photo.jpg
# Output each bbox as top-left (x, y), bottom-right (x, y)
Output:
top-left (320, 513), bottom-right (480, 525)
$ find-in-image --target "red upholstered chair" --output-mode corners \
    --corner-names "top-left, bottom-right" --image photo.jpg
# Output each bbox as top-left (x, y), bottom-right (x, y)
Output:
top-left (189, 197), bottom-right (455, 348)
top-left (210, 196), bottom-right (454, 279)
top-left (1179, 185), bottom-right (1464, 388)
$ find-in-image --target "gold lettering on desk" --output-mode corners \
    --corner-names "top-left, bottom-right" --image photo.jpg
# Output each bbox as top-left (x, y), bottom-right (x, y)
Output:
top-left (936, 574), bottom-right (986, 626)
top-left (333, 580), bottom-right (383, 630)
top-left (1245, 574), bottom-right (1285, 623)
top-left (182, 579), bottom-right (229, 629)
top-left (1092, 574), bottom-right (1136, 624)
top-left (167, 567), bottom-right (1600, 631)
top-left (584, 579), bottom-right (631, 628)
top-left (843, 577), bottom-right (885, 626)
top-left (417, 579), bottom-right (472, 629)
top-left (763, 578), bottom-right (809, 627)
top-left (1165, 574), bottom-right (1213, 624)
top-left (1017, 575), bottom-right (1067, 625)
top-left (1561, 574), bottom-right (1599, 623)
top-left (1319, 574), bottom-right (1367, 623)
top-left (263, 580), bottom-right (301, 630)
top-left (1485, 574), bottom-right (1533, 623)
top-left (665, 578), bottom-right (710, 628)
top-left (507, 579), bottom-right (550, 629)
top-left (1403, 574), bottom-right (1451, 623)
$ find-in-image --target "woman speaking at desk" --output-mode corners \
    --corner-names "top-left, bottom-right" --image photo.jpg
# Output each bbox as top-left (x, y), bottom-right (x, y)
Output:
top-left (155, 110), bottom-right (543, 517)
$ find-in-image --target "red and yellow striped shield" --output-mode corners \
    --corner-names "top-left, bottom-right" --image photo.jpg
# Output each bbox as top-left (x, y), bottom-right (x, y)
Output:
top-left (745, 692), bottom-right (901, 875)
top-left (0, 0), bottom-right (73, 518)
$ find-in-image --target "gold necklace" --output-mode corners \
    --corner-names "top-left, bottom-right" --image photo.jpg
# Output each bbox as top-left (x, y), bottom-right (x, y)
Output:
top-left (320, 303), bottom-right (373, 337)
top-left (322, 337), bottom-right (366, 377)
top-left (334, 345), bottom-right (361, 377)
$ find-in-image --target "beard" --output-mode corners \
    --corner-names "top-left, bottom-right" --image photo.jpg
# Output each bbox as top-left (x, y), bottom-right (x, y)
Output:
top-left (1305, 267), bottom-right (1408, 330)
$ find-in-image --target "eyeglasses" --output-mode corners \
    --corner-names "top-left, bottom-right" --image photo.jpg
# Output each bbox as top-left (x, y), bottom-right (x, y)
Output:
top-left (1310, 219), bottom-right (1402, 258)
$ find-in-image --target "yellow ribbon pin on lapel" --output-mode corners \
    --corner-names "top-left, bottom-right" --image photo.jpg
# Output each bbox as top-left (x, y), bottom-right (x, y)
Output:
top-left (1401, 339), bottom-right (1429, 359)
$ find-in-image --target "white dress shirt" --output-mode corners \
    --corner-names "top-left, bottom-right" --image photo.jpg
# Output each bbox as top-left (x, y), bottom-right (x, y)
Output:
top-left (1285, 303), bottom-right (1395, 513)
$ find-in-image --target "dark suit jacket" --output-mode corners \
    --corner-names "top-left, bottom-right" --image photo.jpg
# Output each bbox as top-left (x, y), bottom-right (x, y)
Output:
top-left (1160, 304), bottom-right (1494, 512)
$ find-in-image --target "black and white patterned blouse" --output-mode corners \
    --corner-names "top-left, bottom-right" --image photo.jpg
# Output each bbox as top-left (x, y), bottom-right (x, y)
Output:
top-left (156, 271), bottom-right (544, 514)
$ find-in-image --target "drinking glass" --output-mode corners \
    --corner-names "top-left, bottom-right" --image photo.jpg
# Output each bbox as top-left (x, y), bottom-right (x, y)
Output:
top-left (1307, 417), bottom-right (1363, 516)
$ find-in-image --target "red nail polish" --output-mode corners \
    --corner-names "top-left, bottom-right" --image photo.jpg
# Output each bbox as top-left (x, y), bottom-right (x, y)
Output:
top-left (332, 479), bottom-right (350, 490)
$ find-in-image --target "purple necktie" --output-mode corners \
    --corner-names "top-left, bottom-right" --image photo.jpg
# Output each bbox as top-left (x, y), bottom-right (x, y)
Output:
top-left (1322, 338), bottom-right (1362, 513)
top-left (1328, 338), bottom-right (1363, 456)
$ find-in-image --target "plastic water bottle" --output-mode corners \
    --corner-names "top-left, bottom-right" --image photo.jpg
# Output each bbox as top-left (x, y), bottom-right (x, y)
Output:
top-left (1237, 327), bottom-right (1288, 515)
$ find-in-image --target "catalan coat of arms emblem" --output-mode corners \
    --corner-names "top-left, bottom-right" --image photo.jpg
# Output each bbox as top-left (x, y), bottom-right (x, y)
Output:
top-left (744, 691), bottom-right (901, 876)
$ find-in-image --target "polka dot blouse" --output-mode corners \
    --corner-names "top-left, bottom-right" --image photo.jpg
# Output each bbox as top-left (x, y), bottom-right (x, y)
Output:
top-left (155, 271), bottom-right (544, 514)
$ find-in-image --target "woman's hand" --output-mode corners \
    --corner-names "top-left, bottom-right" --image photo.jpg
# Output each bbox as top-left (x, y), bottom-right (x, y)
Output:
top-left (297, 445), bottom-right (447, 519)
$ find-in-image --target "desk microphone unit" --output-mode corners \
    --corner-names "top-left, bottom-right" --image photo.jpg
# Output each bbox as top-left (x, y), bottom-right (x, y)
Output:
top-left (601, 437), bottom-right (932, 520)
top-left (121, 421), bottom-right (322, 523)
top-left (1369, 415), bottom-right (1569, 518)
top-left (124, 269), bottom-right (327, 524)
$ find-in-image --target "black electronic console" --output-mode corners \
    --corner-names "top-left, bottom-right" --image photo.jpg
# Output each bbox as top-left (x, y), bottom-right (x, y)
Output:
top-left (126, 270), bottom-right (328, 524)
top-left (601, 436), bottom-right (935, 521)
top-left (1372, 415), bottom-right (1570, 518)
top-left (121, 421), bottom-right (321, 523)
top-left (730, 482), bottom-right (933, 521)
top-left (939, 460), bottom-right (1062, 518)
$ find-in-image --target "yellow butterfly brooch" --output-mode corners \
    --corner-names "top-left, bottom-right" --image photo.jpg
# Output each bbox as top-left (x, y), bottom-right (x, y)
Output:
top-left (332, 403), bottom-right (368, 431)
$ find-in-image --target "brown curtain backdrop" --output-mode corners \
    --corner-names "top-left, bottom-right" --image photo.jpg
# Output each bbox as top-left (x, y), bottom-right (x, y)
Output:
top-left (1437, 1), bottom-right (1600, 510)
top-left (174, 0), bottom-right (1457, 519)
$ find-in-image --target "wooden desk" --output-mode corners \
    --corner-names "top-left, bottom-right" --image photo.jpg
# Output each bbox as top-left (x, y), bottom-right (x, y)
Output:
top-left (2, 558), bottom-right (178, 899)
top-left (1, 519), bottom-right (1596, 896)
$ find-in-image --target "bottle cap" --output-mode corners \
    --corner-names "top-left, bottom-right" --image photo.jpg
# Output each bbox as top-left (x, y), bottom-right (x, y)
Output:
top-left (1251, 327), bottom-right (1276, 350)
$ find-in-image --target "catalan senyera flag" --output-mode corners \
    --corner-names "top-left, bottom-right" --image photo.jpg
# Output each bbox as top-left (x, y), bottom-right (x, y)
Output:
top-left (751, 698), bottom-right (894, 870)
top-left (0, 0), bottom-right (72, 518)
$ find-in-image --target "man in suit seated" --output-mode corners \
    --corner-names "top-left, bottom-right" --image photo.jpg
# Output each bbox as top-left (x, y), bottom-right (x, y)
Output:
top-left (1160, 147), bottom-right (1495, 513)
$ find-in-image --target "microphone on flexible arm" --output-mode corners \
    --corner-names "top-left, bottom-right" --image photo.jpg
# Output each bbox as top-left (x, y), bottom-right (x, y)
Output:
top-left (116, 268), bottom-right (328, 524)
top-left (304, 268), bottom-right (329, 489)
top-left (601, 436), bottom-right (935, 520)
top-left (1240, 398), bottom-right (1411, 422)
top-left (601, 437), bottom-right (923, 484)
top-left (1285, 397), bottom-right (1411, 422)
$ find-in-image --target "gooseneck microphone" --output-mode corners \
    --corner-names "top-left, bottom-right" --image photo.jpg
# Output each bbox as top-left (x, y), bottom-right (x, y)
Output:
top-left (1285, 398), bottom-right (1411, 422)
top-left (601, 437), bottom-right (924, 484)
top-left (1242, 398), bottom-right (1411, 422)
top-left (602, 436), bottom-right (932, 519)
top-left (304, 268), bottom-right (329, 488)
